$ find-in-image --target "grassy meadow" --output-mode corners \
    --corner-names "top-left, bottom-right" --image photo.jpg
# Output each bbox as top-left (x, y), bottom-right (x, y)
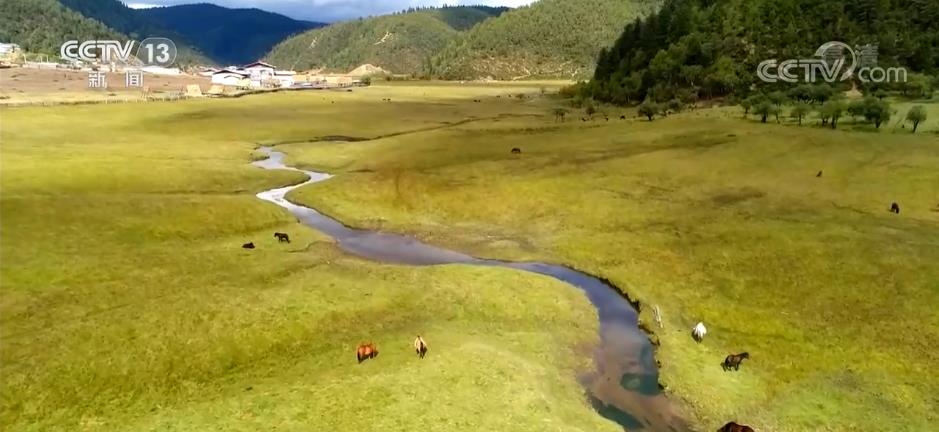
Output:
top-left (281, 91), bottom-right (939, 430)
top-left (1, 83), bottom-right (625, 432)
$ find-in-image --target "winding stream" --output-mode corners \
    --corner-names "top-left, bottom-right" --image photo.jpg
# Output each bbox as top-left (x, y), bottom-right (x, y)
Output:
top-left (253, 147), bottom-right (690, 431)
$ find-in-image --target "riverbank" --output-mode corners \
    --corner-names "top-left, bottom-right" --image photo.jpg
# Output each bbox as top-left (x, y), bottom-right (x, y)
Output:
top-left (281, 109), bottom-right (939, 431)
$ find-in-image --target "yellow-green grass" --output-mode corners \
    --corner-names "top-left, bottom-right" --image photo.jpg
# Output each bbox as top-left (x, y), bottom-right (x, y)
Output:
top-left (284, 106), bottom-right (939, 430)
top-left (1, 84), bottom-right (621, 431)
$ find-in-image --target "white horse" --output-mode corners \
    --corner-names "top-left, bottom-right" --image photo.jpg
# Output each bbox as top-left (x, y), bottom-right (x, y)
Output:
top-left (692, 322), bottom-right (707, 342)
top-left (413, 335), bottom-right (428, 359)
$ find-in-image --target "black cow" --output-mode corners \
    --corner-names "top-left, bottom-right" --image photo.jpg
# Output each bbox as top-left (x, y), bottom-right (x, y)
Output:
top-left (274, 232), bottom-right (290, 243)
top-left (511, 148), bottom-right (522, 155)
top-left (242, 242), bottom-right (255, 249)
top-left (890, 202), bottom-right (900, 214)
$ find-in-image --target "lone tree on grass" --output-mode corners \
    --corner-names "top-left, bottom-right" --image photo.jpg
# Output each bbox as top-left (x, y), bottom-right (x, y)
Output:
top-left (667, 98), bottom-right (684, 114)
top-left (862, 97), bottom-right (891, 129)
top-left (753, 101), bottom-right (778, 123)
top-left (906, 106), bottom-right (927, 132)
top-left (790, 103), bottom-right (812, 125)
top-left (638, 101), bottom-right (660, 121)
top-left (821, 100), bottom-right (847, 129)
top-left (584, 99), bottom-right (597, 117)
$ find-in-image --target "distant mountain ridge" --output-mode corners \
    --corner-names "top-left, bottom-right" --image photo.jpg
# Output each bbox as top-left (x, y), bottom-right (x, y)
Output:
top-left (138, 3), bottom-right (324, 65)
top-left (433, 0), bottom-right (661, 80)
top-left (267, 0), bottom-right (660, 79)
top-left (0, 0), bottom-right (321, 66)
top-left (265, 6), bottom-right (507, 74)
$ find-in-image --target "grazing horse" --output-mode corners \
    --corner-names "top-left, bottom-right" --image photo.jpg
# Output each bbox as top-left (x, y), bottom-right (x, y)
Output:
top-left (717, 421), bottom-right (755, 432)
top-left (356, 343), bottom-right (378, 363)
top-left (722, 352), bottom-right (750, 371)
top-left (274, 232), bottom-right (290, 243)
top-left (890, 202), bottom-right (900, 214)
top-left (511, 147), bottom-right (522, 155)
top-left (242, 242), bottom-right (255, 249)
top-left (414, 335), bottom-right (428, 359)
top-left (692, 322), bottom-right (707, 342)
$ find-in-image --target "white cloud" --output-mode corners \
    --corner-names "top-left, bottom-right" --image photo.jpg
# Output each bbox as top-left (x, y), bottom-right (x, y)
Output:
top-left (125, 3), bottom-right (161, 8)
top-left (121, 1), bottom-right (536, 22)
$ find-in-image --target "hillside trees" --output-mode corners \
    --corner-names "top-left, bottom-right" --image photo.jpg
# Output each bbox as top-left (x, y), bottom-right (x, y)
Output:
top-left (590, 0), bottom-right (939, 105)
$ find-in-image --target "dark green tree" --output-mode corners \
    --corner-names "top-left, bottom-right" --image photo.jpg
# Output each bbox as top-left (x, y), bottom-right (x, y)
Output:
top-left (790, 103), bottom-right (812, 125)
top-left (905, 106), bottom-right (927, 132)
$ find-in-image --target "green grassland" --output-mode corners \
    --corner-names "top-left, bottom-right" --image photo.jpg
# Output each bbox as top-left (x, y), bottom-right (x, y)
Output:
top-left (0, 84), bottom-right (623, 432)
top-left (280, 91), bottom-right (939, 430)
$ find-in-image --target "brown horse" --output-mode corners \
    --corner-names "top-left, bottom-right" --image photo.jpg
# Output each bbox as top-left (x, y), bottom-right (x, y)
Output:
top-left (356, 342), bottom-right (378, 363)
top-left (717, 421), bottom-right (755, 432)
top-left (413, 335), bottom-right (428, 359)
top-left (722, 352), bottom-right (750, 371)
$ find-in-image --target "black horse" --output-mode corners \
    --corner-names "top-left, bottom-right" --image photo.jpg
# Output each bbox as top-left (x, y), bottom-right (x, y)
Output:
top-left (274, 232), bottom-right (290, 243)
top-left (242, 242), bottom-right (255, 249)
top-left (722, 352), bottom-right (750, 371)
top-left (890, 202), bottom-right (900, 214)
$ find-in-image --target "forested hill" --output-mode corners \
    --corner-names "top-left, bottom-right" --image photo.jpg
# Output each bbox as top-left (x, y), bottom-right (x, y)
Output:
top-left (432, 0), bottom-right (661, 80)
top-left (0, 0), bottom-right (319, 66)
top-left (56, 0), bottom-right (211, 65)
top-left (137, 4), bottom-right (323, 65)
top-left (265, 6), bottom-right (507, 74)
top-left (589, 0), bottom-right (939, 104)
top-left (0, 0), bottom-right (121, 57)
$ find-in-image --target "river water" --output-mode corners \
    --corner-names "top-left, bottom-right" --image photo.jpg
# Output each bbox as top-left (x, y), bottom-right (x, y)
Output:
top-left (253, 147), bottom-right (690, 431)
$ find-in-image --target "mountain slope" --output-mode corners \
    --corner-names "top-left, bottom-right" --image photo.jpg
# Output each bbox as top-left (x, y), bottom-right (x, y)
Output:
top-left (137, 3), bottom-right (323, 65)
top-left (57, 0), bottom-right (211, 65)
top-left (589, 0), bottom-right (939, 103)
top-left (265, 6), bottom-right (506, 74)
top-left (0, 0), bottom-right (121, 56)
top-left (432, 0), bottom-right (661, 80)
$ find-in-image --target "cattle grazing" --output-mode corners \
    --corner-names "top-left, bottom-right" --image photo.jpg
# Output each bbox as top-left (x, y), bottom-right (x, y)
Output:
top-left (581, 117), bottom-right (588, 122)
top-left (356, 343), bottom-right (378, 363)
top-left (692, 322), bottom-right (707, 342)
top-left (717, 421), bottom-right (755, 432)
top-left (274, 232), bottom-right (290, 243)
top-left (890, 202), bottom-right (900, 214)
top-left (242, 242), bottom-right (255, 249)
top-left (816, 170), bottom-right (823, 178)
top-left (414, 335), bottom-right (428, 359)
top-left (604, 115), bottom-right (609, 121)
top-left (722, 352), bottom-right (750, 371)
top-left (620, 115), bottom-right (626, 120)
top-left (511, 147), bottom-right (522, 155)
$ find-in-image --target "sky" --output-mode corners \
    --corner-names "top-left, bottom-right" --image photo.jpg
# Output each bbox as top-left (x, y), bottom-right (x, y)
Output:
top-left (123, 1), bottom-right (537, 23)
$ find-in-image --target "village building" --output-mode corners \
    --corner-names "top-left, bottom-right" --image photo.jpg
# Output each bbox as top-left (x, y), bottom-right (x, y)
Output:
top-left (211, 69), bottom-right (250, 86)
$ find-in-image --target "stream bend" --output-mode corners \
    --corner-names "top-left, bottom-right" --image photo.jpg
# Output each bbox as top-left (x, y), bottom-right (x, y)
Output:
top-left (253, 147), bottom-right (689, 431)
